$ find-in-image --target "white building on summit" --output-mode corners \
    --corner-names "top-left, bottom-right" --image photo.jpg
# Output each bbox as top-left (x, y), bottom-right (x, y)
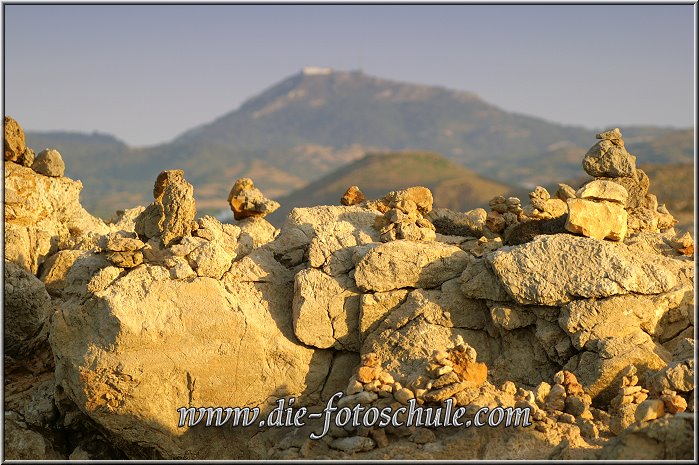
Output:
top-left (302, 66), bottom-right (333, 75)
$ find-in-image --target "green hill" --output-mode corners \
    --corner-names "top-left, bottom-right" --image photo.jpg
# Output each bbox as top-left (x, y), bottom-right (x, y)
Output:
top-left (265, 151), bottom-right (512, 225)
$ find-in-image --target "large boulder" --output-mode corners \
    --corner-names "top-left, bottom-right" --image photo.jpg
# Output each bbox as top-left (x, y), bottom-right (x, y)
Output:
top-left (487, 235), bottom-right (688, 306)
top-left (354, 240), bottom-right (470, 292)
top-left (50, 255), bottom-right (333, 459)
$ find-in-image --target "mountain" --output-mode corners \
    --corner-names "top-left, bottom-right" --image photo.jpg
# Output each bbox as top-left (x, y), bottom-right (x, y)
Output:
top-left (265, 151), bottom-right (512, 225)
top-left (24, 68), bottom-right (694, 219)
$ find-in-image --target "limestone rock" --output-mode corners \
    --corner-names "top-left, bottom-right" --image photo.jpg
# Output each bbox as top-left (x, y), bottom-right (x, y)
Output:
top-left (4, 162), bottom-right (109, 274)
top-left (39, 249), bottom-right (89, 296)
top-left (378, 186), bottom-right (433, 215)
top-left (32, 149), bottom-right (65, 177)
top-left (4, 115), bottom-right (26, 162)
top-left (4, 260), bottom-right (52, 357)
top-left (354, 240), bottom-right (470, 292)
top-left (341, 185), bottom-right (366, 206)
top-left (565, 198), bottom-right (628, 241)
top-left (292, 268), bottom-right (361, 350)
top-left (428, 207), bottom-right (490, 238)
top-left (600, 413), bottom-right (693, 460)
top-left (576, 180), bottom-right (629, 205)
top-left (460, 256), bottom-right (511, 301)
top-left (329, 436), bottom-right (375, 453)
top-left (135, 170), bottom-right (196, 247)
top-left (487, 234), bottom-right (681, 306)
top-left (596, 128), bottom-right (623, 140)
top-left (555, 183), bottom-right (576, 201)
top-left (50, 262), bottom-right (332, 459)
top-left (635, 399), bottom-right (665, 423)
top-left (187, 241), bottom-right (234, 279)
top-left (227, 177), bottom-right (280, 220)
top-left (582, 135), bottom-right (637, 178)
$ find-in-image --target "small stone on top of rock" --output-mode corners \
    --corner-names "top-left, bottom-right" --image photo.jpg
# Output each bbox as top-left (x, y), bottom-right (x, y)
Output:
top-left (228, 177), bottom-right (280, 221)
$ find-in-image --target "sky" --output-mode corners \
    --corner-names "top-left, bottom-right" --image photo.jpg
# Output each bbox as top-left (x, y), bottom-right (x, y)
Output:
top-left (3, 4), bottom-right (695, 147)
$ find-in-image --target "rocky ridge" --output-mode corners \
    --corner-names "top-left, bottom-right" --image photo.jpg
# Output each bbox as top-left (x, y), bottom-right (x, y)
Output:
top-left (3, 117), bottom-right (695, 460)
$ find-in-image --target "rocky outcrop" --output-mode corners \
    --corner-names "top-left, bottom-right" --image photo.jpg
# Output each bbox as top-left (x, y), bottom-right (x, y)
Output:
top-left (3, 118), bottom-right (694, 460)
top-left (32, 149), bottom-right (65, 177)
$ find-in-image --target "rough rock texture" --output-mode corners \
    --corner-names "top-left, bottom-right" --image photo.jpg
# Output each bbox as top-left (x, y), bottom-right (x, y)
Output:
top-left (4, 115), bottom-right (33, 165)
top-left (487, 234), bottom-right (689, 306)
top-left (354, 240), bottom-right (470, 292)
top-left (565, 198), bottom-right (628, 241)
top-left (582, 129), bottom-right (637, 178)
top-left (341, 185), bottom-right (366, 206)
top-left (227, 177), bottom-right (280, 220)
top-left (32, 149), bottom-right (65, 177)
top-left (4, 162), bottom-right (109, 274)
top-left (135, 170), bottom-right (197, 247)
top-left (4, 260), bottom-right (52, 357)
top-left (4, 118), bottom-right (693, 460)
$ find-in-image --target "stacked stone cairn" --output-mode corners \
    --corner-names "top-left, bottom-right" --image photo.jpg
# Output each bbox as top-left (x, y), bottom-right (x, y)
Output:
top-left (372, 186), bottom-right (437, 242)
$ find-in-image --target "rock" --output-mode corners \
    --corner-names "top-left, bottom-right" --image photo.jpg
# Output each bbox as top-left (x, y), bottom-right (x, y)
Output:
top-left (394, 388), bottom-right (415, 405)
top-left (341, 186), bottom-right (366, 206)
top-left (428, 207), bottom-right (490, 238)
top-left (3, 412), bottom-right (62, 459)
top-left (487, 234), bottom-right (682, 306)
top-left (545, 384), bottom-right (566, 412)
top-left (329, 436), bottom-right (375, 453)
top-left (32, 149), bottom-right (65, 177)
top-left (39, 250), bottom-right (88, 296)
top-left (460, 256), bottom-right (512, 301)
top-left (582, 138), bottom-right (637, 178)
top-left (4, 260), bottom-right (52, 357)
top-left (4, 162), bottom-right (109, 274)
top-left (187, 241), bottom-right (234, 279)
top-left (50, 260), bottom-right (332, 459)
top-left (600, 412), bottom-right (693, 460)
top-left (649, 360), bottom-right (694, 393)
top-left (135, 170), bottom-right (196, 247)
top-left (565, 198), bottom-right (628, 241)
top-left (227, 177), bottom-right (280, 220)
top-left (378, 186), bottom-right (433, 214)
top-left (354, 240), bottom-right (470, 292)
top-left (576, 180), bottom-right (629, 205)
top-left (596, 128), bottom-right (623, 140)
top-left (4, 116), bottom-right (26, 162)
top-left (660, 390), bottom-right (687, 414)
top-left (359, 290), bottom-right (409, 342)
top-left (292, 268), bottom-right (360, 350)
top-left (555, 183), bottom-right (576, 201)
top-left (410, 428), bottom-right (436, 444)
top-left (635, 399), bottom-right (665, 422)
top-left (489, 304), bottom-right (536, 330)
top-left (106, 250), bottom-right (144, 269)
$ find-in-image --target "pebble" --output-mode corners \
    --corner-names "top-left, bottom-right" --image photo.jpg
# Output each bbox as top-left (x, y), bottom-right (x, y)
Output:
top-left (329, 436), bottom-right (376, 453)
top-left (394, 388), bottom-right (415, 405)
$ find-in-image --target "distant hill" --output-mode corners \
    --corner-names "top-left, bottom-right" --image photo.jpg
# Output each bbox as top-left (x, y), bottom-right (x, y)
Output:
top-left (265, 151), bottom-right (512, 225)
top-left (24, 69), bottom-right (694, 219)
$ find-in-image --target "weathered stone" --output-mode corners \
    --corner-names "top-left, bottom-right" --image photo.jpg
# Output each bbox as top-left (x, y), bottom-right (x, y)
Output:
top-left (32, 149), bottom-right (65, 177)
top-left (341, 185), bottom-right (366, 206)
top-left (187, 241), bottom-right (234, 279)
top-left (596, 128), bottom-right (623, 140)
top-left (379, 186), bottom-right (433, 214)
top-left (4, 162), bottom-right (109, 274)
top-left (600, 412), bottom-right (693, 460)
top-left (106, 250), bottom-right (144, 269)
top-left (135, 170), bottom-right (196, 247)
top-left (565, 198), bottom-right (628, 241)
top-left (4, 116), bottom-right (26, 162)
top-left (329, 436), bottom-right (375, 453)
top-left (359, 290), bottom-right (409, 342)
top-left (487, 235), bottom-right (681, 306)
top-left (555, 183), bottom-right (576, 201)
top-left (4, 260), bottom-right (52, 357)
top-left (576, 180), bottom-right (629, 205)
top-left (292, 268), bottom-right (360, 350)
top-left (635, 399), bottom-right (665, 422)
top-left (228, 177), bottom-right (280, 220)
top-left (582, 140), bottom-right (637, 178)
top-left (354, 240), bottom-right (470, 292)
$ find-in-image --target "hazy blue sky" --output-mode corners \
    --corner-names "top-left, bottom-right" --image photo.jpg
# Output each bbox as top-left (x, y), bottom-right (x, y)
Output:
top-left (4, 4), bottom-right (695, 146)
